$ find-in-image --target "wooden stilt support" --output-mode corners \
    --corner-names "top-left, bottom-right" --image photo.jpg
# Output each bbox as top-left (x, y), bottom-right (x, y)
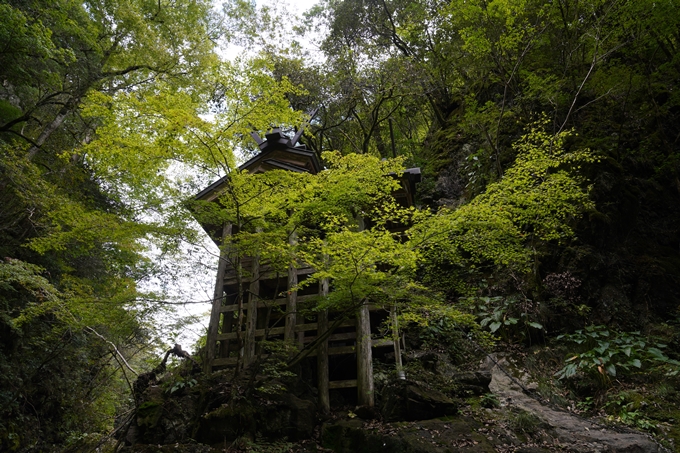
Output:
top-left (391, 305), bottom-right (405, 379)
top-left (244, 253), bottom-right (259, 366)
top-left (317, 277), bottom-right (330, 414)
top-left (205, 223), bottom-right (232, 374)
top-left (356, 299), bottom-right (374, 407)
top-left (285, 231), bottom-right (298, 342)
top-left (355, 215), bottom-right (374, 406)
top-left (219, 309), bottom-right (234, 359)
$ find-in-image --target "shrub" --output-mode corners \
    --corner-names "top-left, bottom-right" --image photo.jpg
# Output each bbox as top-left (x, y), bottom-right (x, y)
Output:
top-left (555, 325), bottom-right (680, 385)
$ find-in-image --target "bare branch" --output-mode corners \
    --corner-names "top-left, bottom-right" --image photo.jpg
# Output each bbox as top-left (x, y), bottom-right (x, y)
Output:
top-left (85, 326), bottom-right (139, 376)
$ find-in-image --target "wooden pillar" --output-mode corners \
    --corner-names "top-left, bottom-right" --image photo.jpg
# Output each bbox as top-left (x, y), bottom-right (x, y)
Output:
top-left (297, 316), bottom-right (305, 349)
top-left (219, 301), bottom-right (235, 359)
top-left (317, 277), bottom-right (330, 414)
top-left (285, 231), bottom-right (298, 343)
top-left (205, 223), bottom-right (232, 374)
top-left (356, 299), bottom-right (374, 406)
top-left (391, 305), bottom-right (405, 379)
top-left (244, 253), bottom-right (259, 366)
top-left (355, 215), bottom-right (374, 406)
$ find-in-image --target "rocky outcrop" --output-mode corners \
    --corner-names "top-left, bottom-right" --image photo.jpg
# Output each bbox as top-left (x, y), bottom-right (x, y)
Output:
top-left (380, 379), bottom-right (458, 422)
top-left (123, 353), bottom-right (664, 453)
top-left (451, 370), bottom-right (492, 395)
top-left (126, 367), bottom-right (318, 448)
top-left (196, 391), bottom-right (316, 443)
top-left (129, 384), bottom-right (199, 445)
top-left (484, 355), bottom-right (662, 453)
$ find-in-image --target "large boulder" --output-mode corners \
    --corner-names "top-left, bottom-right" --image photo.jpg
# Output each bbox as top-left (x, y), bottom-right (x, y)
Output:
top-left (195, 390), bottom-right (317, 444)
top-left (380, 379), bottom-right (458, 422)
top-left (450, 370), bottom-right (492, 396)
top-left (258, 391), bottom-right (317, 440)
top-left (130, 384), bottom-right (201, 445)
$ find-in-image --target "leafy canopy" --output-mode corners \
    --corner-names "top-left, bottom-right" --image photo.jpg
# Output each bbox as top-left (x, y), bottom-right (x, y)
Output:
top-left (414, 120), bottom-right (597, 279)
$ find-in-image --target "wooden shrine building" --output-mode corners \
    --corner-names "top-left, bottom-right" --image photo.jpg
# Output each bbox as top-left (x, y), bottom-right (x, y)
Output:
top-left (194, 128), bottom-right (420, 411)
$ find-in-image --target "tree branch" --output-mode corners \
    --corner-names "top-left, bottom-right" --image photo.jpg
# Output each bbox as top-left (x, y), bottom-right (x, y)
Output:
top-left (85, 327), bottom-right (139, 376)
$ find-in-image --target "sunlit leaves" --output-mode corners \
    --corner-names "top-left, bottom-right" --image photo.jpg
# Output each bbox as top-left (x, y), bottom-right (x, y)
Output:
top-left (412, 121), bottom-right (596, 274)
top-left (82, 57), bottom-right (305, 218)
top-left (193, 152), bottom-right (417, 312)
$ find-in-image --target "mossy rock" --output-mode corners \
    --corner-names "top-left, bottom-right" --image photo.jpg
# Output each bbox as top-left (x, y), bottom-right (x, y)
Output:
top-left (197, 400), bottom-right (257, 444)
top-left (137, 401), bottom-right (163, 428)
top-left (195, 392), bottom-right (316, 444)
top-left (381, 379), bottom-right (458, 422)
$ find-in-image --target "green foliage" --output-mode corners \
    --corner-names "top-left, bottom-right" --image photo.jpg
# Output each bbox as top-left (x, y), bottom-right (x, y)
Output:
top-left (414, 121), bottom-right (596, 300)
top-left (81, 57), bottom-right (305, 214)
top-left (470, 294), bottom-right (544, 342)
top-left (1, 0), bottom-right (680, 448)
top-left (480, 393), bottom-right (501, 409)
top-left (507, 409), bottom-right (543, 436)
top-left (604, 392), bottom-right (658, 431)
top-left (0, 258), bottom-right (143, 450)
top-left (555, 326), bottom-right (680, 385)
top-left (255, 341), bottom-right (296, 394)
top-left (169, 377), bottom-right (198, 395)
top-left (281, 0), bottom-right (680, 329)
top-left (228, 437), bottom-right (295, 453)
top-left (401, 302), bottom-right (494, 353)
top-left (0, 0), bottom-right (228, 449)
top-left (193, 152), bottom-right (418, 315)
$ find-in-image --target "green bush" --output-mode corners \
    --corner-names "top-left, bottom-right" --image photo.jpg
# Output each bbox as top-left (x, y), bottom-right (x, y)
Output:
top-left (555, 325), bottom-right (680, 385)
top-left (471, 294), bottom-right (544, 343)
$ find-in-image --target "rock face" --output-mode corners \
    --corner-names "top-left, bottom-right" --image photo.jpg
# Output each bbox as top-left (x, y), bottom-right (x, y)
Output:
top-left (127, 369), bottom-right (317, 447)
top-left (484, 355), bottom-right (661, 453)
top-left (197, 391), bottom-right (316, 443)
top-left (125, 355), bottom-right (663, 453)
top-left (451, 370), bottom-right (492, 396)
top-left (130, 385), bottom-right (199, 445)
top-left (380, 379), bottom-right (458, 422)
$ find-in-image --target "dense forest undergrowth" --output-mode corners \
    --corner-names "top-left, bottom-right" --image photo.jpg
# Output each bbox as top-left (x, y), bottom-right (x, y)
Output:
top-left (1, 0), bottom-right (680, 451)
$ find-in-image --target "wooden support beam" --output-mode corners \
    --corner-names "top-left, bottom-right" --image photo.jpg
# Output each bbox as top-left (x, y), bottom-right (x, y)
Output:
top-left (205, 223), bottom-right (231, 374)
top-left (216, 326), bottom-right (284, 341)
top-left (306, 338), bottom-right (392, 357)
top-left (244, 252), bottom-right (259, 366)
top-left (218, 294), bottom-right (317, 313)
top-left (391, 305), bottom-right (405, 379)
top-left (355, 216), bottom-right (374, 406)
top-left (214, 338), bottom-right (393, 366)
top-left (317, 277), bottom-right (330, 414)
top-left (223, 266), bottom-right (314, 286)
top-left (216, 319), bottom-right (342, 341)
top-left (329, 379), bottom-right (357, 389)
top-left (285, 231), bottom-right (298, 342)
top-left (219, 304), bottom-right (235, 359)
top-left (356, 299), bottom-right (374, 407)
top-left (304, 331), bottom-right (356, 343)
